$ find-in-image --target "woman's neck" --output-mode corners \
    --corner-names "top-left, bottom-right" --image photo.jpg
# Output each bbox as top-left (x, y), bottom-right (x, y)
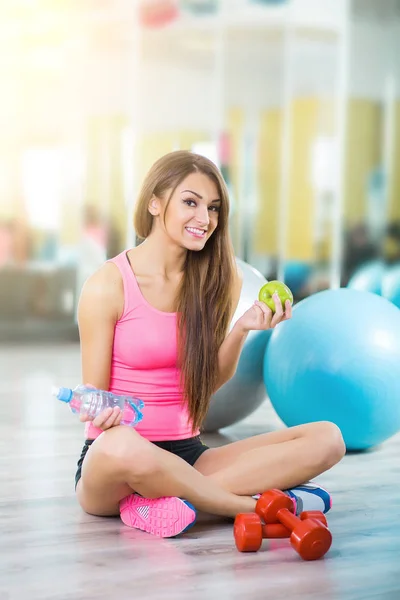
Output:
top-left (133, 231), bottom-right (187, 278)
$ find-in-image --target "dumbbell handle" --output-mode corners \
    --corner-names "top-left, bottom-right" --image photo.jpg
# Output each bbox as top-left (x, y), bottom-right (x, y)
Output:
top-left (276, 507), bottom-right (303, 531)
top-left (261, 512), bottom-right (327, 539)
top-left (261, 523), bottom-right (290, 538)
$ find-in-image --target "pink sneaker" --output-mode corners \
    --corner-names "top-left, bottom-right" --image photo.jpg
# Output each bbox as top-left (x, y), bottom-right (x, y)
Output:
top-left (119, 494), bottom-right (197, 538)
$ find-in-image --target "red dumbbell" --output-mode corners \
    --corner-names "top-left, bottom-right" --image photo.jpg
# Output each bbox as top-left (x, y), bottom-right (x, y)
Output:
top-left (265, 511), bottom-right (328, 538)
top-left (234, 510), bottom-right (328, 551)
top-left (255, 489), bottom-right (332, 560)
top-left (300, 511), bottom-right (328, 527)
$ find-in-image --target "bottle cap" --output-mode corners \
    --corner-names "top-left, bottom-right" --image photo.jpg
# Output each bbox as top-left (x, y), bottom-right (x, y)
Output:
top-left (52, 386), bottom-right (73, 403)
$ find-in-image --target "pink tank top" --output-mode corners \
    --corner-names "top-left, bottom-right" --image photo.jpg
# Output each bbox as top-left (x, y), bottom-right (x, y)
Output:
top-left (85, 250), bottom-right (198, 441)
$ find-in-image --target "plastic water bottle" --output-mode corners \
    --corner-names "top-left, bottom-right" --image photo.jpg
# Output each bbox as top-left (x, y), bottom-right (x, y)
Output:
top-left (52, 384), bottom-right (144, 427)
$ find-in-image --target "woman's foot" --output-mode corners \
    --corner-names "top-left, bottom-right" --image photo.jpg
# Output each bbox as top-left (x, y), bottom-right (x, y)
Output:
top-left (285, 483), bottom-right (332, 515)
top-left (120, 494), bottom-right (197, 538)
top-left (253, 482), bottom-right (332, 515)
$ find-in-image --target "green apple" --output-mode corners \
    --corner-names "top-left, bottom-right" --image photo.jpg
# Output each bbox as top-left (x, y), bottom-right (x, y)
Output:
top-left (258, 280), bottom-right (293, 313)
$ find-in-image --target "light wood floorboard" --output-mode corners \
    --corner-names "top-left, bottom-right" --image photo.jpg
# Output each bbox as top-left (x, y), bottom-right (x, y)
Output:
top-left (1, 344), bottom-right (399, 600)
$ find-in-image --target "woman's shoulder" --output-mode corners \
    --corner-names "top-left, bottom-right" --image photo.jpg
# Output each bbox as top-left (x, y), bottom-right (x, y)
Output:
top-left (87, 259), bottom-right (123, 289)
top-left (79, 260), bottom-right (124, 318)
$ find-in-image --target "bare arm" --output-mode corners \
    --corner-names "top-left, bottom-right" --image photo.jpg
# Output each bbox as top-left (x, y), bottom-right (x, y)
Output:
top-left (77, 262), bottom-right (124, 429)
top-left (216, 268), bottom-right (292, 392)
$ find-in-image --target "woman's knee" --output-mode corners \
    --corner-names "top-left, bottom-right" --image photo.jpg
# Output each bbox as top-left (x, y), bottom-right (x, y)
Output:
top-left (93, 426), bottom-right (161, 483)
top-left (311, 421), bottom-right (346, 468)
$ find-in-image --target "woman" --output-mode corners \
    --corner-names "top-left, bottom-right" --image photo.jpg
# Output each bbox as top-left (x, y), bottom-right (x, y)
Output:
top-left (76, 150), bottom-right (345, 538)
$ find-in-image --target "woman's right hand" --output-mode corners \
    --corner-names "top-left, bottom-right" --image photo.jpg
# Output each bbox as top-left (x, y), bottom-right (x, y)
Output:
top-left (78, 383), bottom-right (123, 430)
top-left (79, 406), bottom-right (123, 430)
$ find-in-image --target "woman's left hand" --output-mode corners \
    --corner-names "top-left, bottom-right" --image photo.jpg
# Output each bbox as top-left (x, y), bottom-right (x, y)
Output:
top-left (236, 293), bottom-right (292, 333)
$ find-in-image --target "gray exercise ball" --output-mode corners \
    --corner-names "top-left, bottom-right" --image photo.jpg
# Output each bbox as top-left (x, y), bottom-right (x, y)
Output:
top-left (203, 258), bottom-right (270, 432)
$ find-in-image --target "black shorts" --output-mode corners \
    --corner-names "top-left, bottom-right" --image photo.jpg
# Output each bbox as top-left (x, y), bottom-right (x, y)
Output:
top-left (75, 435), bottom-right (209, 489)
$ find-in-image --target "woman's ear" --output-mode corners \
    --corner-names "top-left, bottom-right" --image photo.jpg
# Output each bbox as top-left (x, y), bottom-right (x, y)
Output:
top-left (148, 195), bottom-right (160, 216)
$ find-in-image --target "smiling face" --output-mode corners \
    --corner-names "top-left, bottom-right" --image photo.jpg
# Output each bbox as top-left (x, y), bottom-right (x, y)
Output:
top-left (149, 172), bottom-right (221, 251)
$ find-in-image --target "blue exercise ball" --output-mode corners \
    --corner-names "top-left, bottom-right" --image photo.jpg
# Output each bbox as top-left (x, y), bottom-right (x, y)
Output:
top-left (283, 261), bottom-right (312, 296)
top-left (382, 264), bottom-right (400, 308)
top-left (347, 259), bottom-right (385, 295)
top-left (263, 288), bottom-right (400, 450)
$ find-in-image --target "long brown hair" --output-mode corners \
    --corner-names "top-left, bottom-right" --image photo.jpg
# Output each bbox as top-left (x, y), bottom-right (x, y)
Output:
top-left (134, 150), bottom-right (235, 431)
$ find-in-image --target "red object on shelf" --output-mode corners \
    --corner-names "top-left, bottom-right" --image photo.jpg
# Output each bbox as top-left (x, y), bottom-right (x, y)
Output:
top-left (218, 131), bottom-right (231, 166)
top-left (138, 0), bottom-right (180, 28)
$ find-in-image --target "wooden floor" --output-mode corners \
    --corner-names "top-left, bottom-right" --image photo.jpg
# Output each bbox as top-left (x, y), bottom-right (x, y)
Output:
top-left (1, 343), bottom-right (400, 600)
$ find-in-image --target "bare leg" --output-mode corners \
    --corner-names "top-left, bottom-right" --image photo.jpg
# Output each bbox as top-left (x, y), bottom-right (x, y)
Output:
top-left (76, 426), bottom-right (256, 518)
top-left (194, 421), bottom-right (345, 495)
